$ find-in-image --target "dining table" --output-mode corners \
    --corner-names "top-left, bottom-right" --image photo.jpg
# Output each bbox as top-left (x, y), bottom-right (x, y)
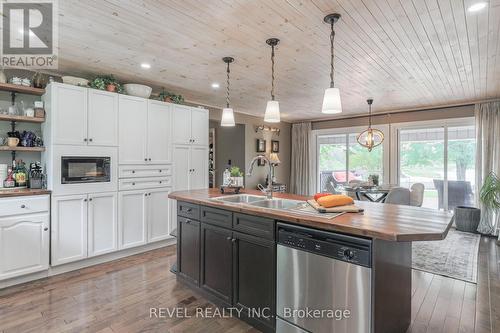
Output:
top-left (343, 185), bottom-right (397, 202)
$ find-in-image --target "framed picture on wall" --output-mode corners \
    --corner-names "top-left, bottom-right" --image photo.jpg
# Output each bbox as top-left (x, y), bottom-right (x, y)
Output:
top-left (271, 140), bottom-right (279, 153)
top-left (256, 139), bottom-right (266, 152)
top-left (257, 157), bottom-right (266, 166)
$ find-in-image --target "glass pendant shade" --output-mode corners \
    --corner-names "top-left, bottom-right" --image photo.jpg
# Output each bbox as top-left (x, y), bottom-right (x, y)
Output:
top-left (264, 100), bottom-right (280, 123)
top-left (321, 87), bottom-right (342, 114)
top-left (221, 107), bottom-right (235, 127)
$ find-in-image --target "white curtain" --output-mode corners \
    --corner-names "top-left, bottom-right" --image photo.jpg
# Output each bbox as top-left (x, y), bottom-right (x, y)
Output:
top-left (475, 101), bottom-right (500, 235)
top-left (290, 122), bottom-right (313, 196)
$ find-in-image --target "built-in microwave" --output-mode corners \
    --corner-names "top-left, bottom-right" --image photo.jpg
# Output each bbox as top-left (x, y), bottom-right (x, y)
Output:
top-left (61, 156), bottom-right (111, 184)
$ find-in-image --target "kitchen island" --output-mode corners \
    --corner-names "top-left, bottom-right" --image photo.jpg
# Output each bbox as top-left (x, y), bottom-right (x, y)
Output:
top-left (168, 189), bottom-right (453, 333)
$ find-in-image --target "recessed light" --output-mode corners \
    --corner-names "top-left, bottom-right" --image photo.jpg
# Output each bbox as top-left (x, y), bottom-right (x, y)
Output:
top-left (468, 2), bottom-right (487, 12)
top-left (140, 63), bottom-right (151, 69)
top-left (211, 82), bottom-right (220, 89)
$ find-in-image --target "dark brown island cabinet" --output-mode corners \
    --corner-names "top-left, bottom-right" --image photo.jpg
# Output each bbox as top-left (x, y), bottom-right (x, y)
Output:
top-left (173, 187), bottom-right (452, 333)
top-left (177, 202), bottom-right (276, 333)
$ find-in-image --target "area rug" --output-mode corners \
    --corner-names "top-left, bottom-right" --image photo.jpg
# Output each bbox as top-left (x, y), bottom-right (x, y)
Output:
top-left (412, 228), bottom-right (480, 283)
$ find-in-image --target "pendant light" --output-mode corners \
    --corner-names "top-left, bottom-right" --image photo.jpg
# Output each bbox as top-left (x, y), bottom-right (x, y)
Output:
top-left (264, 38), bottom-right (280, 123)
top-left (221, 57), bottom-right (235, 127)
top-left (357, 98), bottom-right (384, 152)
top-left (322, 13), bottom-right (342, 114)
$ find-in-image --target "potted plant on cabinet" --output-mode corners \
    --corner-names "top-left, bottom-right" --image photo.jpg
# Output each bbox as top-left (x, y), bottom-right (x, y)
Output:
top-left (157, 88), bottom-right (184, 104)
top-left (90, 74), bottom-right (124, 93)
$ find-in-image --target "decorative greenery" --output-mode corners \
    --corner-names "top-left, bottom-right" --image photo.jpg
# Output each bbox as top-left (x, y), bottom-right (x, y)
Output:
top-left (89, 74), bottom-right (124, 93)
top-left (230, 166), bottom-right (243, 177)
top-left (480, 172), bottom-right (500, 211)
top-left (368, 174), bottom-right (379, 186)
top-left (157, 88), bottom-right (184, 104)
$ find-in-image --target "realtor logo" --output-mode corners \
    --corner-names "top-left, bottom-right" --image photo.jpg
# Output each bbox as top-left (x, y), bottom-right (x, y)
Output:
top-left (1, 0), bottom-right (58, 68)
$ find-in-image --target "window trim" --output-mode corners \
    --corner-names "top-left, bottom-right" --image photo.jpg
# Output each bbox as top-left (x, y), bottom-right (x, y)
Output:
top-left (311, 125), bottom-right (390, 193)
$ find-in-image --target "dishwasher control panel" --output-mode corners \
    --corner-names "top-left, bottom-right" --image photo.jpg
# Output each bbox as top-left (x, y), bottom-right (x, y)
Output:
top-left (278, 223), bottom-right (372, 267)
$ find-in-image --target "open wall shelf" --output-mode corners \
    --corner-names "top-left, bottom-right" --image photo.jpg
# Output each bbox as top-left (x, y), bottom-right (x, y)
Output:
top-left (0, 114), bottom-right (45, 123)
top-left (0, 83), bottom-right (45, 96)
top-left (0, 146), bottom-right (46, 152)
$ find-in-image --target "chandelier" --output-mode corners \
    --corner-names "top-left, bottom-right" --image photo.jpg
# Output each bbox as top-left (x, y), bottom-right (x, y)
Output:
top-left (357, 98), bottom-right (384, 151)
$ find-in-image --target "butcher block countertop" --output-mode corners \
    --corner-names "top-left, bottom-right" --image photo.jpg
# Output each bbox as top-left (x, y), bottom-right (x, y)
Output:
top-left (0, 188), bottom-right (51, 198)
top-left (169, 188), bottom-right (454, 242)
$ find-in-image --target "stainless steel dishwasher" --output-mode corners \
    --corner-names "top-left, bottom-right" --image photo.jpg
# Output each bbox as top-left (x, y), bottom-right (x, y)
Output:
top-left (276, 223), bottom-right (372, 333)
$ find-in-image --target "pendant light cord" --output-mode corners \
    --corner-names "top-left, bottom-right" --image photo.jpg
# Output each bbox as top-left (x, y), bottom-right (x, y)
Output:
top-left (368, 103), bottom-right (372, 128)
top-left (271, 44), bottom-right (275, 101)
top-left (226, 62), bottom-right (230, 108)
top-left (330, 21), bottom-right (335, 88)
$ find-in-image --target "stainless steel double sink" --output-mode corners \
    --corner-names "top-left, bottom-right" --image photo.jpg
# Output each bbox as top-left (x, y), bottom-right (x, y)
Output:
top-left (211, 194), bottom-right (306, 211)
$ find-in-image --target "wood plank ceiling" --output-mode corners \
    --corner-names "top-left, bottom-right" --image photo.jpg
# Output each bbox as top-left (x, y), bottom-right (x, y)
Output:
top-left (56, 0), bottom-right (500, 121)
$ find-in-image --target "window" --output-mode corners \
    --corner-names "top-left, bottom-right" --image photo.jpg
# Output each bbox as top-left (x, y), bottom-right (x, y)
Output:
top-left (314, 126), bottom-right (389, 193)
top-left (394, 120), bottom-right (475, 211)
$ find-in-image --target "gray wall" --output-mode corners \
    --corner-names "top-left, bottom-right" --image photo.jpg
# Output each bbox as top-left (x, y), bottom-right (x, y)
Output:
top-left (209, 120), bottom-right (245, 187)
top-left (208, 109), bottom-right (291, 190)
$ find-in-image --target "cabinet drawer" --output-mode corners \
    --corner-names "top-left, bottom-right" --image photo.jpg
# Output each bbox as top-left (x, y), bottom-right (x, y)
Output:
top-left (119, 164), bottom-right (172, 178)
top-left (201, 206), bottom-right (233, 228)
top-left (0, 195), bottom-right (50, 217)
top-left (233, 213), bottom-right (275, 240)
top-left (119, 177), bottom-right (172, 191)
top-left (177, 201), bottom-right (200, 220)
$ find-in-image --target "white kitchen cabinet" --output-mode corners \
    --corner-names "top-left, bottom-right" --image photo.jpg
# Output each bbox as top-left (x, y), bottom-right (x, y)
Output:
top-left (51, 195), bottom-right (88, 266)
top-left (172, 145), bottom-right (208, 191)
top-left (88, 192), bottom-right (117, 257)
top-left (191, 108), bottom-right (209, 146)
top-left (49, 84), bottom-right (88, 145)
top-left (44, 83), bottom-right (118, 147)
top-left (118, 190), bottom-right (148, 249)
top-left (190, 146), bottom-right (209, 189)
top-left (147, 101), bottom-right (171, 164)
top-left (148, 188), bottom-right (171, 242)
top-left (172, 105), bottom-right (208, 146)
top-left (0, 214), bottom-right (49, 280)
top-left (173, 145), bottom-right (191, 190)
top-left (119, 95), bottom-right (148, 164)
top-left (88, 89), bottom-right (119, 146)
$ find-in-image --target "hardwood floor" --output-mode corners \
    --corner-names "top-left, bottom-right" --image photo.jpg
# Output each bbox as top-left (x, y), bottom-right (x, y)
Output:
top-left (0, 237), bottom-right (498, 333)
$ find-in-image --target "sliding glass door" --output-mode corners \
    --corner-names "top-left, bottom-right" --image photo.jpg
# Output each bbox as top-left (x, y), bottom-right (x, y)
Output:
top-left (315, 126), bottom-right (389, 193)
top-left (396, 121), bottom-right (475, 211)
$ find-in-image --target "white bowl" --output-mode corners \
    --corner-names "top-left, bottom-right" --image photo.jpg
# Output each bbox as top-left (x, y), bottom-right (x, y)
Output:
top-left (62, 76), bottom-right (89, 86)
top-left (123, 84), bottom-right (152, 98)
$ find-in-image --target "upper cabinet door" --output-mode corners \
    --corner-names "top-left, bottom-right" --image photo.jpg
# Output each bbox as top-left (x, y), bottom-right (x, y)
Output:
top-left (0, 214), bottom-right (49, 281)
top-left (172, 145), bottom-right (190, 190)
top-left (119, 96), bottom-right (148, 164)
top-left (148, 187), bottom-right (172, 243)
top-left (191, 108), bottom-right (209, 146)
top-left (53, 84), bottom-right (88, 145)
top-left (190, 146), bottom-right (208, 190)
top-left (172, 105), bottom-right (192, 145)
top-left (88, 89), bottom-right (119, 146)
top-left (51, 195), bottom-right (88, 266)
top-left (147, 101), bottom-right (171, 164)
top-left (88, 192), bottom-right (117, 257)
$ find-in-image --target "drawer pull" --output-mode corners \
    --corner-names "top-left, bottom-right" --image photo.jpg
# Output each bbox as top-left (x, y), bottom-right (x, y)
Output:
top-left (20, 204), bottom-right (26, 208)
top-left (132, 182), bottom-right (135, 186)
top-left (132, 170), bottom-right (135, 173)
top-left (231, 238), bottom-right (237, 243)
top-left (159, 170), bottom-right (162, 172)
top-left (44, 227), bottom-right (48, 231)
top-left (185, 219), bottom-right (191, 224)
top-left (186, 208), bottom-right (192, 212)
top-left (226, 236), bottom-right (232, 241)
top-left (159, 181), bottom-right (162, 184)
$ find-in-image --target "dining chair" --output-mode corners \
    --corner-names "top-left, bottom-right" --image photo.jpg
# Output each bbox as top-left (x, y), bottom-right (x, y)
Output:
top-left (384, 187), bottom-right (411, 205)
top-left (410, 183), bottom-right (425, 207)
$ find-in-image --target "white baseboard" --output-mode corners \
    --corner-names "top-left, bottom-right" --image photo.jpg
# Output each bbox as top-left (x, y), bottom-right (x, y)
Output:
top-left (0, 238), bottom-right (177, 290)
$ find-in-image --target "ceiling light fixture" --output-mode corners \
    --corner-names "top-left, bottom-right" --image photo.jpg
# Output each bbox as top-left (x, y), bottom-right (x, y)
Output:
top-left (220, 57), bottom-right (235, 127)
top-left (357, 98), bottom-right (384, 152)
top-left (140, 63), bottom-right (151, 69)
top-left (264, 38), bottom-right (280, 123)
top-left (468, 2), bottom-right (487, 12)
top-left (211, 82), bottom-right (220, 89)
top-left (321, 13), bottom-right (342, 114)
